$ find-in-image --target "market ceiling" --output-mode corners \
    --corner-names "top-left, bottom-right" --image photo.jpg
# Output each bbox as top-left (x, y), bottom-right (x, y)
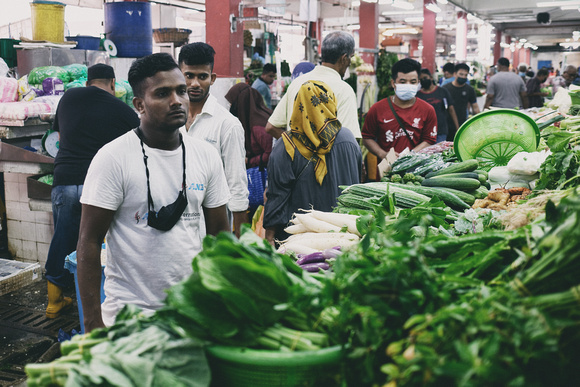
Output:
top-left (69, 0), bottom-right (580, 51)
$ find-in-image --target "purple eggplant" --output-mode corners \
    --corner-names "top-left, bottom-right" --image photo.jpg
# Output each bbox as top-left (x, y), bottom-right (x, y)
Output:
top-left (322, 248), bottom-right (342, 259)
top-left (300, 262), bottom-right (330, 272)
top-left (296, 252), bottom-right (325, 265)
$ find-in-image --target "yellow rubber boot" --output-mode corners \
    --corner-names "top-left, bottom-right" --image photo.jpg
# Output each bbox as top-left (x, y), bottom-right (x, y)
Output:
top-left (46, 281), bottom-right (72, 318)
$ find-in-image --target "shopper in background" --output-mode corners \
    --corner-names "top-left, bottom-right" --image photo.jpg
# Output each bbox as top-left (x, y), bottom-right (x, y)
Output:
top-left (417, 68), bottom-right (459, 143)
top-left (440, 62), bottom-right (455, 86)
top-left (442, 63), bottom-right (480, 140)
top-left (291, 61), bottom-right (316, 81)
top-left (76, 53), bottom-right (230, 332)
top-left (263, 81), bottom-right (361, 245)
top-left (44, 64), bottom-right (139, 319)
top-left (252, 63), bottom-right (277, 109)
top-left (518, 63), bottom-right (531, 84)
top-left (551, 65), bottom-right (579, 94)
top-left (526, 68), bottom-right (550, 108)
top-left (225, 82), bottom-right (273, 168)
top-left (483, 57), bottom-right (528, 110)
top-left (362, 58), bottom-right (437, 158)
top-left (178, 42), bottom-right (249, 238)
top-left (266, 31), bottom-right (361, 140)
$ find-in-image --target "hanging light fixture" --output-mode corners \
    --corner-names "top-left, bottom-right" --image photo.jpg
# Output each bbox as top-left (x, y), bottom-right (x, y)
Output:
top-left (425, 0), bottom-right (442, 13)
top-left (391, 0), bottom-right (415, 10)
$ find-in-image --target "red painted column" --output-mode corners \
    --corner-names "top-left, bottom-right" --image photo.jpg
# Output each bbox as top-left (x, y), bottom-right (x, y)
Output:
top-left (359, 1), bottom-right (378, 65)
top-left (422, 0), bottom-right (437, 74)
top-left (526, 48), bottom-right (531, 69)
top-left (493, 29), bottom-right (502, 64)
top-left (455, 11), bottom-right (467, 62)
top-left (513, 46), bottom-right (520, 70)
top-left (205, 0), bottom-right (243, 77)
top-left (503, 35), bottom-right (511, 61)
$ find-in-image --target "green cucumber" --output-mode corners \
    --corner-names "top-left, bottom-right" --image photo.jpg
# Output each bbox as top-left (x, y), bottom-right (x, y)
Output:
top-left (474, 169), bottom-right (489, 179)
top-left (425, 159), bottom-right (479, 178)
top-left (436, 187), bottom-right (476, 205)
top-left (472, 186), bottom-right (490, 199)
top-left (421, 177), bottom-right (481, 191)
top-left (430, 172), bottom-right (479, 180)
top-left (477, 174), bottom-right (488, 185)
top-left (386, 183), bottom-right (470, 210)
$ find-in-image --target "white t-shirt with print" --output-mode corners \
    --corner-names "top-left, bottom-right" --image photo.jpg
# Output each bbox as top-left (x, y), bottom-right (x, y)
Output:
top-left (80, 130), bottom-right (230, 326)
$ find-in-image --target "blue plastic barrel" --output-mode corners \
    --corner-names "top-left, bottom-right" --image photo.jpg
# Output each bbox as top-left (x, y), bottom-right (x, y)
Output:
top-left (104, 1), bottom-right (152, 58)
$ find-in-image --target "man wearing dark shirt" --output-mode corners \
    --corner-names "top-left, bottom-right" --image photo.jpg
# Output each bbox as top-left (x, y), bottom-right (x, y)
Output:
top-left (45, 64), bottom-right (139, 318)
top-left (526, 68), bottom-right (550, 108)
top-left (443, 63), bottom-right (480, 140)
top-left (417, 68), bottom-right (459, 143)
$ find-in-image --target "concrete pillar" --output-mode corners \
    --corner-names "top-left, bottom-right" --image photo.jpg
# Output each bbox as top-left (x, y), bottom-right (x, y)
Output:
top-left (422, 0), bottom-right (437, 74)
top-left (359, 1), bottom-right (378, 64)
top-left (456, 11), bottom-right (467, 62)
top-left (205, 0), bottom-right (243, 77)
top-left (503, 35), bottom-right (511, 61)
top-left (525, 48), bottom-right (532, 69)
top-left (493, 29), bottom-right (502, 64)
top-left (513, 46), bottom-right (520, 70)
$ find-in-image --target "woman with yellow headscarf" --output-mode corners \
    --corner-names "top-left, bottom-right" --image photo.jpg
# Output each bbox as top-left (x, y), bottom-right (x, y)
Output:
top-left (263, 81), bottom-right (362, 245)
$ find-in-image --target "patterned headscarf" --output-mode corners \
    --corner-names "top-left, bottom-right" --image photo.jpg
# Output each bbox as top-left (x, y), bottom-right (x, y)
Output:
top-left (282, 81), bottom-right (341, 185)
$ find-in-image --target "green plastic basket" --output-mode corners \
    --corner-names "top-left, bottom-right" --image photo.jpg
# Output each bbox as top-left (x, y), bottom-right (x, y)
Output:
top-left (453, 109), bottom-right (540, 171)
top-left (206, 345), bottom-right (346, 387)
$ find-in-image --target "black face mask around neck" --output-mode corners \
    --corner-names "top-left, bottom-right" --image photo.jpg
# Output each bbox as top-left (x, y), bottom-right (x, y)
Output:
top-left (136, 128), bottom-right (188, 231)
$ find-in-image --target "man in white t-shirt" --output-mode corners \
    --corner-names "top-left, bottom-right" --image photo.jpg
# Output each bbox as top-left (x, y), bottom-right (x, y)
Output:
top-left (178, 42), bottom-right (249, 237)
top-left (265, 31), bottom-right (361, 140)
top-left (77, 53), bottom-right (230, 332)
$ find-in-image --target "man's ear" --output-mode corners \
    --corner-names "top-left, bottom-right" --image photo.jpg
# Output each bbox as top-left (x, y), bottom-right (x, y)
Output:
top-left (133, 96), bottom-right (144, 114)
top-left (110, 79), bottom-right (116, 93)
top-left (210, 73), bottom-right (217, 85)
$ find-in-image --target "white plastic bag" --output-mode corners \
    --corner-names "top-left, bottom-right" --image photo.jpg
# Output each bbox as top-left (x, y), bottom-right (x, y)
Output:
top-left (489, 166), bottom-right (538, 190)
top-left (507, 150), bottom-right (551, 176)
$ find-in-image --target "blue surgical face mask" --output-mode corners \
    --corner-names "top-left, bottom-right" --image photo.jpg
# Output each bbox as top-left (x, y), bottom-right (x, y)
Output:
top-left (519, 72), bottom-right (526, 76)
top-left (456, 77), bottom-right (468, 85)
top-left (395, 83), bottom-right (419, 101)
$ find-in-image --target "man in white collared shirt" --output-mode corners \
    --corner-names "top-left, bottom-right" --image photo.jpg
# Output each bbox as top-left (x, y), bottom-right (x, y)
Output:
top-left (178, 42), bottom-right (249, 237)
top-left (265, 31), bottom-right (361, 140)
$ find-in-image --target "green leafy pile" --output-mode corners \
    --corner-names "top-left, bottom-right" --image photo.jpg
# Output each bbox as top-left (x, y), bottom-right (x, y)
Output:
top-left (26, 306), bottom-right (210, 387)
top-left (535, 148), bottom-right (580, 190)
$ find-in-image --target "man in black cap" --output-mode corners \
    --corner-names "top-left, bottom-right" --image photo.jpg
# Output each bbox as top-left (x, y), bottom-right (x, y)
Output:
top-left (44, 63), bottom-right (139, 318)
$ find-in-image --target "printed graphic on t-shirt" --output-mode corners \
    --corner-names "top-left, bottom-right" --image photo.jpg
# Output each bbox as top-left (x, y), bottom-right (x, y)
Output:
top-left (412, 118), bottom-right (421, 128)
top-left (430, 126), bottom-right (438, 138)
top-left (385, 128), bottom-right (416, 144)
top-left (385, 130), bottom-right (394, 142)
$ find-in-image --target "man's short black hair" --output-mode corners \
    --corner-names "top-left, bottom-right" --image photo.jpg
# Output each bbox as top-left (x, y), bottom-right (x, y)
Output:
top-left (178, 42), bottom-right (216, 70)
top-left (320, 31), bottom-right (355, 64)
top-left (443, 62), bottom-right (455, 73)
top-left (128, 53), bottom-right (179, 98)
top-left (537, 68), bottom-right (549, 77)
top-left (454, 63), bottom-right (470, 73)
top-left (392, 58), bottom-right (421, 80)
top-left (263, 63), bottom-right (276, 74)
top-left (420, 68), bottom-right (432, 77)
top-left (498, 57), bottom-right (510, 67)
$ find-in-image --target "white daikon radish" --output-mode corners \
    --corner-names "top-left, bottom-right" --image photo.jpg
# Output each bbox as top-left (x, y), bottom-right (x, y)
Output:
top-left (281, 232), bottom-right (359, 245)
top-left (277, 242), bottom-right (318, 255)
top-left (287, 236), bottom-right (358, 251)
top-left (295, 213), bottom-right (342, 233)
top-left (309, 210), bottom-right (361, 236)
top-left (284, 224), bottom-right (308, 234)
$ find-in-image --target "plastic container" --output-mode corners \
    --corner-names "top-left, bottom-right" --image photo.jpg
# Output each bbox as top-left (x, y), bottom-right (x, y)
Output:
top-left (454, 109), bottom-right (540, 171)
top-left (205, 345), bottom-right (346, 387)
top-left (104, 1), bottom-right (152, 58)
top-left (0, 38), bottom-right (19, 68)
top-left (30, 2), bottom-right (65, 43)
top-left (65, 35), bottom-right (101, 50)
top-left (64, 244), bottom-right (106, 334)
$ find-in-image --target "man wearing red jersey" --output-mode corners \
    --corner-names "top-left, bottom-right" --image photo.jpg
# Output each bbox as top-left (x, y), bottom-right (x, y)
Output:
top-left (362, 58), bottom-right (437, 160)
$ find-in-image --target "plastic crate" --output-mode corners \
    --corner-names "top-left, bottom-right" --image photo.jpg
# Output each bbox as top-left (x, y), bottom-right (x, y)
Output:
top-left (152, 28), bottom-right (191, 47)
top-left (64, 244), bottom-right (106, 334)
top-left (205, 345), bottom-right (346, 387)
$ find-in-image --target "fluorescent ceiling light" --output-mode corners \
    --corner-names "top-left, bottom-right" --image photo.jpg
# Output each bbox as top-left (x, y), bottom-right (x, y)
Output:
top-left (560, 5), bottom-right (580, 8)
top-left (537, 1), bottom-right (580, 7)
top-left (404, 16), bottom-right (443, 22)
top-left (362, 0), bottom-right (378, 3)
top-left (436, 48), bottom-right (445, 53)
top-left (392, 1), bottom-right (415, 10)
top-left (347, 24), bottom-right (360, 30)
top-left (425, 3), bottom-right (441, 12)
top-left (438, 0), bottom-right (449, 4)
top-left (351, 1), bottom-right (361, 6)
top-left (382, 27), bottom-right (419, 35)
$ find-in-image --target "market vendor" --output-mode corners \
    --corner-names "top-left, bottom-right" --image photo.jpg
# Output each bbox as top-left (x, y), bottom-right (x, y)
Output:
top-left (263, 81), bottom-right (362, 245)
top-left (362, 58), bottom-right (437, 160)
top-left (76, 53), bottom-right (230, 332)
top-left (45, 63), bottom-right (140, 319)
